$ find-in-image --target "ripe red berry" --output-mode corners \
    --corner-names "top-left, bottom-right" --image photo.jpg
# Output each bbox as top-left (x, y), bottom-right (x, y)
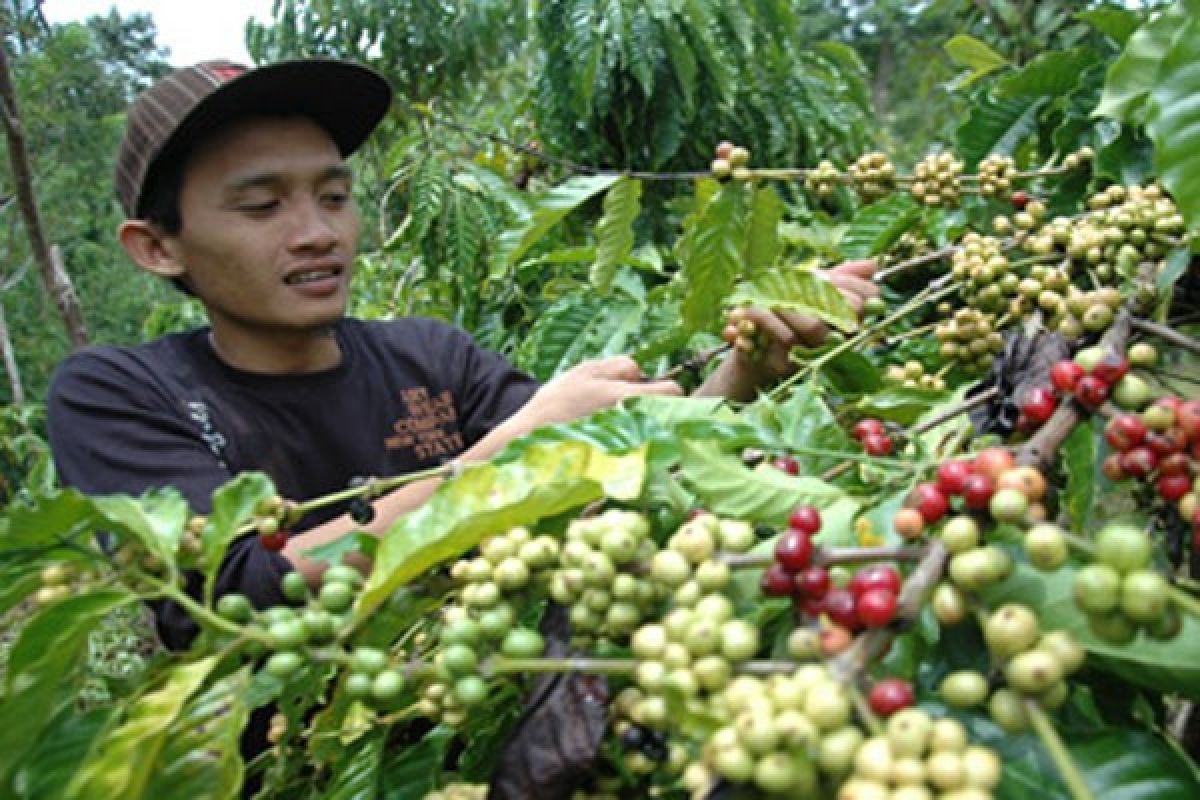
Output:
top-left (856, 588), bottom-right (899, 627)
top-left (795, 566), bottom-right (831, 599)
top-left (962, 473), bottom-right (996, 511)
top-left (1050, 360), bottom-right (1085, 393)
top-left (862, 433), bottom-right (894, 456)
top-left (936, 460), bottom-right (972, 495)
top-left (908, 483), bottom-right (950, 524)
top-left (788, 505), bottom-right (822, 535)
top-left (853, 418), bottom-right (886, 441)
top-left (1075, 374), bottom-right (1110, 409)
top-left (1091, 353), bottom-right (1130, 385)
top-left (259, 530), bottom-right (289, 552)
top-left (1158, 452), bottom-right (1191, 477)
top-left (1146, 428), bottom-right (1188, 458)
top-left (822, 588), bottom-right (862, 631)
top-left (773, 455), bottom-right (801, 475)
top-left (1011, 191), bottom-right (1030, 210)
top-left (1158, 474), bottom-right (1192, 502)
top-left (868, 678), bottom-right (915, 717)
top-left (1101, 453), bottom-right (1128, 482)
top-left (849, 564), bottom-right (902, 597)
top-left (972, 447), bottom-right (1015, 481)
top-left (775, 529), bottom-right (814, 572)
top-left (1021, 386), bottom-right (1058, 424)
top-left (1119, 446), bottom-right (1159, 479)
top-left (1105, 415), bottom-right (1147, 452)
top-left (761, 563), bottom-right (795, 597)
top-left (1177, 401), bottom-right (1200, 439)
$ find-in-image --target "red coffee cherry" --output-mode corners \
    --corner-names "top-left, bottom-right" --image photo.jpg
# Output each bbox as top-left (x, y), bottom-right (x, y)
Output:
top-left (850, 564), bottom-right (902, 597)
top-left (775, 529), bottom-right (814, 573)
top-left (856, 587), bottom-right (899, 628)
top-left (868, 678), bottom-right (915, 717)
top-left (259, 530), bottom-right (289, 552)
top-left (862, 433), bottom-right (894, 456)
top-left (1104, 415), bottom-right (1147, 452)
top-left (773, 455), bottom-right (801, 475)
top-left (761, 563), bottom-right (796, 597)
top-left (936, 459), bottom-right (972, 496)
top-left (908, 483), bottom-right (950, 524)
top-left (962, 473), bottom-right (996, 511)
top-left (1021, 386), bottom-right (1058, 425)
top-left (794, 566), bottom-right (831, 600)
top-left (788, 505), bottom-right (823, 535)
top-left (1075, 375), bottom-right (1110, 409)
top-left (1050, 360), bottom-right (1085, 393)
top-left (853, 418), bottom-right (886, 441)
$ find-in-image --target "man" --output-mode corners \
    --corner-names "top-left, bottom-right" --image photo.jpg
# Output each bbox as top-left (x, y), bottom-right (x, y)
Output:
top-left (47, 58), bottom-right (878, 650)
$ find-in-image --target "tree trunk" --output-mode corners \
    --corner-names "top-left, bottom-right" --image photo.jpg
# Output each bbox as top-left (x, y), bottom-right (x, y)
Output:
top-left (0, 297), bottom-right (23, 405)
top-left (0, 43), bottom-right (89, 348)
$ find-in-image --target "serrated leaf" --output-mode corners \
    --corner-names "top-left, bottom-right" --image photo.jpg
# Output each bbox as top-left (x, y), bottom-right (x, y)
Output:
top-left (839, 193), bottom-right (921, 260)
top-left (985, 565), bottom-right (1200, 698)
top-left (1062, 420), bottom-right (1097, 531)
top-left (944, 34), bottom-right (1010, 86)
top-left (728, 263), bottom-right (858, 332)
top-left (92, 488), bottom-right (189, 568)
top-left (821, 350), bottom-right (884, 395)
top-left (1076, 7), bottom-right (1143, 45)
top-left (378, 726), bottom-right (455, 798)
top-left (0, 487), bottom-right (97, 554)
top-left (321, 730), bottom-right (384, 800)
top-left (591, 177), bottom-right (642, 293)
top-left (201, 472), bottom-right (276, 605)
top-left (956, 93), bottom-right (1048, 169)
top-left (65, 657), bottom-right (219, 800)
top-left (357, 442), bottom-right (646, 616)
top-left (0, 590), bottom-right (134, 790)
top-left (677, 184), bottom-right (749, 335)
top-left (678, 439), bottom-right (858, 528)
top-left (743, 186), bottom-right (783, 276)
top-left (1148, 15), bottom-right (1200, 235)
top-left (14, 707), bottom-right (111, 800)
top-left (516, 292), bottom-right (643, 381)
top-left (497, 175), bottom-right (620, 266)
top-left (1095, 3), bottom-right (1188, 122)
top-left (996, 48), bottom-right (1099, 98)
top-left (142, 667), bottom-right (250, 800)
top-left (857, 386), bottom-right (949, 426)
top-left (408, 156), bottom-right (448, 243)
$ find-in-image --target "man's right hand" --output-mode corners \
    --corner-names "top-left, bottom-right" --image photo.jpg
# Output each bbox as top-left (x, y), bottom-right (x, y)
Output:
top-left (511, 356), bottom-right (683, 431)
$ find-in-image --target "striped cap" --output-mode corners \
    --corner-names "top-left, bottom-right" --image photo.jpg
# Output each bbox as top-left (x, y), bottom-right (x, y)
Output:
top-left (115, 58), bottom-right (392, 218)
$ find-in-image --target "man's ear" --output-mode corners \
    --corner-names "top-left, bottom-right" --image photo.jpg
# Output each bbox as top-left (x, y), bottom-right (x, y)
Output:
top-left (117, 220), bottom-right (186, 280)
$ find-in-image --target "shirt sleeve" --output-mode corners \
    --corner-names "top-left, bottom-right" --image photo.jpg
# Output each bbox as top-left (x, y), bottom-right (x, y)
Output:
top-left (436, 324), bottom-right (540, 447)
top-left (47, 348), bottom-right (291, 650)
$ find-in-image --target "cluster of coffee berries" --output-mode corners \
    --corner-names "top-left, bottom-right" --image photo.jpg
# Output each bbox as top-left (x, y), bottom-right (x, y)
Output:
top-left (711, 140), bottom-right (751, 181)
top-left (1048, 345), bottom-right (1144, 412)
top-left (950, 233), bottom-right (1017, 315)
top-left (934, 307), bottom-right (1004, 371)
top-left (613, 715), bottom-right (684, 776)
top-left (992, 193), bottom-right (1048, 236)
top-left (911, 151), bottom-right (964, 207)
top-left (852, 418), bottom-right (895, 457)
top-left (940, 604), bottom-right (1085, 732)
top-left (1074, 522), bottom-right (1179, 643)
top-left (722, 306), bottom-right (768, 360)
top-left (822, 564), bottom-right (903, 632)
top-left (761, 505), bottom-right (824, 598)
top-left (977, 153), bottom-right (1017, 199)
top-left (840, 709), bottom-right (1002, 799)
top-left (33, 561), bottom-right (78, 606)
top-left (884, 360), bottom-right (946, 391)
top-left (254, 494), bottom-right (298, 552)
top-left (699, 667), bottom-right (857, 795)
top-left (848, 152), bottom-right (897, 202)
top-left (806, 159), bottom-right (843, 197)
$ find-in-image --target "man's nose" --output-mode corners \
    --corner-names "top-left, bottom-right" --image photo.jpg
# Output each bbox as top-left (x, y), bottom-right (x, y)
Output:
top-left (287, 198), bottom-right (339, 251)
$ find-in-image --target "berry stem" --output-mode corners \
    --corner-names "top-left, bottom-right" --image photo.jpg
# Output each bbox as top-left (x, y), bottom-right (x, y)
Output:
top-left (904, 386), bottom-right (999, 438)
top-left (1168, 586), bottom-right (1200, 620)
top-left (1026, 698), bottom-right (1096, 800)
top-left (848, 683), bottom-right (885, 737)
top-left (718, 544), bottom-right (927, 570)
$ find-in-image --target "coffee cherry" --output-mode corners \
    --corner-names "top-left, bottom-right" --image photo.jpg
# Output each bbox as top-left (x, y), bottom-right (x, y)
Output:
top-left (775, 529), bottom-right (814, 572)
top-left (961, 473), bottom-right (995, 511)
top-left (1120, 569), bottom-right (1170, 623)
top-left (795, 566), bottom-right (831, 599)
top-left (1074, 375), bottom-right (1110, 408)
top-left (972, 447), bottom-right (1015, 482)
top-left (892, 508), bottom-right (925, 540)
top-left (1005, 650), bottom-right (1063, 694)
top-left (1159, 473), bottom-right (1192, 502)
top-left (1050, 360), bottom-right (1085, 392)
top-left (984, 604), bottom-right (1040, 658)
top-left (862, 432), bottom-right (894, 456)
top-left (1177, 400), bottom-right (1200, 438)
top-left (1011, 191), bottom-right (1030, 210)
top-left (1021, 386), bottom-right (1058, 424)
top-left (1105, 415), bottom-right (1148, 451)
top-left (941, 671), bottom-right (989, 708)
top-left (909, 483), bottom-right (950, 524)
top-left (760, 563), bottom-right (794, 597)
top-left (1024, 523), bottom-right (1068, 570)
top-left (259, 530), bottom-right (289, 552)
top-left (773, 455), bottom-right (800, 475)
top-left (822, 588), bottom-right (862, 631)
top-left (868, 679), bottom-right (914, 716)
top-left (932, 583), bottom-right (968, 625)
top-left (788, 505), bottom-right (822, 534)
top-left (319, 581), bottom-right (355, 614)
top-left (988, 487), bottom-right (1029, 523)
top-left (853, 418), bottom-right (886, 440)
top-left (1074, 564), bottom-right (1121, 614)
top-left (856, 588), bottom-right (898, 627)
top-left (1118, 446), bottom-right (1158, 479)
top-left (216, 593), bottom-right (253, 623)
top-left (936, 460), bottom-right (972, 495)
top-left (1092, 352), bottom-right (1131, 385)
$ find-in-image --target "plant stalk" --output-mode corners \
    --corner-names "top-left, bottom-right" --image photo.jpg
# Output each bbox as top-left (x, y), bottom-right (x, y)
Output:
top-left (1026, 698), bottom-right (1095, 800)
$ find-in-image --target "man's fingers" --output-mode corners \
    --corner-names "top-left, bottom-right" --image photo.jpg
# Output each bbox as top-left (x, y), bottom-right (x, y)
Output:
top-left (575, 355), bottom-right (645, 382)
top-left (617, 379), bottom-right (684, 400)
top-left (777, 309), bottom-right (828, 347)
top-left (740, 307), bottom-right (799, 350)
top-left (830, 259), bottom-right (877, 280)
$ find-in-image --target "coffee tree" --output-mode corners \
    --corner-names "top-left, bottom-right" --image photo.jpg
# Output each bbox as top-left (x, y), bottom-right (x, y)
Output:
top-left (4, 2), bottom-right (1200, 799)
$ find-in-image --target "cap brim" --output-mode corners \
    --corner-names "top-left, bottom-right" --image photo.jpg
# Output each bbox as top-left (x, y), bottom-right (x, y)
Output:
top-left (148, 60), bottom-right (391, 203)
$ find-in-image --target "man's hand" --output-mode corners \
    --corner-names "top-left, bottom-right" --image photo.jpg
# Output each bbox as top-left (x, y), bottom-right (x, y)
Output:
top-left (508, 356), bottom-right (683, 433)
top-left (700, 260), bottom-right (880, 401)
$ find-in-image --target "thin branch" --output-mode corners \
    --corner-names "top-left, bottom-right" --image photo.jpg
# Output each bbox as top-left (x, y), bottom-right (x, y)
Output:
top-left (1132, 317), bottom-right (1200, 359)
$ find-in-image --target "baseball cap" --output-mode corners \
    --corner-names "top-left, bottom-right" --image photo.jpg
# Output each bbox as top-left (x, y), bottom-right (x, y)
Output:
top-left (115, 58), bottom-right (392, 218)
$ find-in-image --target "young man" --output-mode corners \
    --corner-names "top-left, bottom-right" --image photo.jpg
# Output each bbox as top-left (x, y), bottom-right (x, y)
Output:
top-left (46, 58), bottom-right (878, 650)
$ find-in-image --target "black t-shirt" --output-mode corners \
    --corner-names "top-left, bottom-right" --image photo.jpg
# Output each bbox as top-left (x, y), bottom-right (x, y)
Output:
top-left (47, 316), bottom-right (539, 649)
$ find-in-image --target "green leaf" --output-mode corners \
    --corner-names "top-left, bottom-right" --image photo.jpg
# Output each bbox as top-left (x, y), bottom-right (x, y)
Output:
top-left (0, 563), bottom-right (42, 618)
top-left (357, 442), bottom-right (646, 616)
top-left (1076, 7), bottom-right (1143, 45)
top-left (743, 186), bottom-right (783, 276)
top-left (320, 730), bottom-right (383, 799)
top-left (1095, 4), bottom-right (1188, 122)
top-left (497, 175), bottom-right (620, 266)
top-left (986, 565), bottom-right (1200, 698)
top-left (821, 350), bottom-right (884, 395)
top-left (378, 726), bottom-right (455, 798)
top-left (943, 34), bottom-right (1010, 86)
top-left (92, 487), bottom-right (189, 568)
top-left (201, 472), bottom-right (276, 605)
top-left (1148, 15), bottom-right (1200, 235)
top-left (0, 590), bottom-right (134, 790)
top-left (995, 48), bottom-right (1099, 98)
top-left (1062, 420), bottom-right (1097, 531)
top-left (142, 667), bottom-right (251, 800)
top-left (678, 439), bottom-right (858, 528)
top-left (839, 194), bottom-right (921, 260)
top-left (591, 177), bottom-right (642, 293)
top-left (0, 487), bottom-right (98, 554)
top-left (854, 386), bottom-right (949, 426)
top-left (956, 93), bottom-right (1048, 169)
top-left (677, 184), bottom-right (749, 335)
top-left (14, 707), bottom-right (111, 800)
top-left (728, 262), bottom-right (858, 332)
top-left (65, 657), bottom-right (219, 800)
top-left (516, 291), bottom-right (644, 381)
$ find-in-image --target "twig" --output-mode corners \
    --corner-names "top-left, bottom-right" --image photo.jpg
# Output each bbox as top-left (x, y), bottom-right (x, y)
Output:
top-left (1132, 317), bottom-right (1200, 359)
top-left (905, 387), bottom-right (999, 438)
top-left (1026, 698), bottom-right (1095, 800)
top-left (655, 343), bottom-right (732, 381)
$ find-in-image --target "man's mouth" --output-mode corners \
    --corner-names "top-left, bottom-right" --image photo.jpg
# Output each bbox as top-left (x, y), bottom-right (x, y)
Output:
top-left (284, 267), bottom-right (341, 286)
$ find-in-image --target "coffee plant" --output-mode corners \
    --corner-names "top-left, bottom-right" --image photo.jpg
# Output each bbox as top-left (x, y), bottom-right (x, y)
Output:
top-left (5, 3), bottom-right (1200, 799)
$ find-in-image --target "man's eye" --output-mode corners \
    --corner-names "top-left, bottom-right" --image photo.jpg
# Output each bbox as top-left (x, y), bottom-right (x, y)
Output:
top-left (237, 200), bottom-right (279, 213)
top-left (322, 193), bottom-right (349, 207)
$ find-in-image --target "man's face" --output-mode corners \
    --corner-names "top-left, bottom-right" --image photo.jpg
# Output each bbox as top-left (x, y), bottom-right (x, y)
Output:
top-left (165, 116), bottom-right (360, 341)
